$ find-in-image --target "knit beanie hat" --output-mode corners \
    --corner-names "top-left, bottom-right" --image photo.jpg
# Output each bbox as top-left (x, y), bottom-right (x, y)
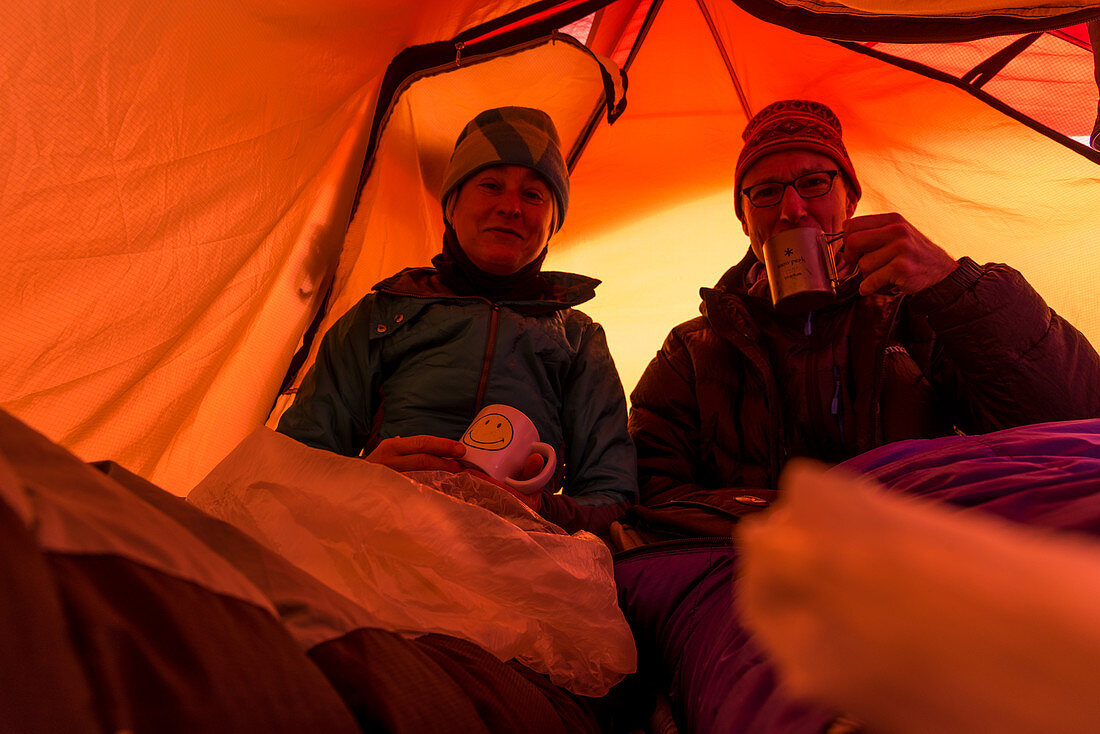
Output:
top-left (441, 106), bottom-right (570, 233)
top-left (734, 100), bottom-right (861, 221)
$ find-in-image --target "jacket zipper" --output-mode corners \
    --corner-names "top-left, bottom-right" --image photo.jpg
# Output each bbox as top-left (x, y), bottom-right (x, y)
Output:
top-left (805, 324), bottom-right (846, 450)
top-left (832, 363), bottom-right (845, 445)
top-left (737, 334), bottom-right (784, 484)
top-left (473, 302), bottom-right (500, 414)
top-left (871, 298), bottom-right (905, 445)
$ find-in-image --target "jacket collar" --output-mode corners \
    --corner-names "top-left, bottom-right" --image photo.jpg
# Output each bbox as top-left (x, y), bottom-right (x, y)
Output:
top-left (700, 247), bottom-right (871, 339)
top-left (700, 249), bottom-right (768, 341)
top-left (372, 266), bottom-right (599, 311)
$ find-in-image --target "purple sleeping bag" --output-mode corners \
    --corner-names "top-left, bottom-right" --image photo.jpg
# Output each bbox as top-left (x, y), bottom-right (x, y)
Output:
top-left (615, 419), bottom-right (1100, 733)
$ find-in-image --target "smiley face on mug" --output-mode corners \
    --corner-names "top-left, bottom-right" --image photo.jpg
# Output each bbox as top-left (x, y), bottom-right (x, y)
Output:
top-left (461, 413), bottom-right (514, 451)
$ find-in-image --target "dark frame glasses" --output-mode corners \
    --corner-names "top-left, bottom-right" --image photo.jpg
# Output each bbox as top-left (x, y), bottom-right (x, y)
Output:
top-left (741, 170), bottom-right (840, 208)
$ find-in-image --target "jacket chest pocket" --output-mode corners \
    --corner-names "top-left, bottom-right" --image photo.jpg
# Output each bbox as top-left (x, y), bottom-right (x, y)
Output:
top-left (498, 313), bottom-right (576, 377)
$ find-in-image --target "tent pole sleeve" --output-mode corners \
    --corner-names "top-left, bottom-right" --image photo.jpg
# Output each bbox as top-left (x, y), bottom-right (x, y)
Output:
top-left (1090, 20), bottom-right (1100, 150)
top-left (695, 0), bottom-right (752, 119)
top-left (622, 0), bottom-right (664, 71)
top-left (567, 0), bottom-right (663, 169)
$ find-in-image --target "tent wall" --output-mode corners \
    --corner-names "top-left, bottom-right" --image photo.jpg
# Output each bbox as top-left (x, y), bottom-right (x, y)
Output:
top-left (0, 0), bottom-right (569, 492)
top-left (3, 0), bottom-right (1099, 494)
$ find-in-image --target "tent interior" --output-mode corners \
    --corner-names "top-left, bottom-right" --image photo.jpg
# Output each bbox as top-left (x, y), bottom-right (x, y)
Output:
top-left (3, 0), bottom-right (1099, 496)
top-left (3, 1), bottom-right (1100, 732)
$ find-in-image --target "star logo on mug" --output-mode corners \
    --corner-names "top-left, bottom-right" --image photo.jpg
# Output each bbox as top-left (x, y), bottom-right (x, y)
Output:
top-left (784, 247), bottom-right (793, 256)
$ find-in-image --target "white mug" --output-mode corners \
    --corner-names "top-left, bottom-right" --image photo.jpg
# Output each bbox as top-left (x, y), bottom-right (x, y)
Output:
top-left (458, 404), bottom-right (556, 494)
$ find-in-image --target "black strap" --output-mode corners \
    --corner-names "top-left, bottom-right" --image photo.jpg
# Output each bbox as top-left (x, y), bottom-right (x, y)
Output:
top-left (961, 32), bottom-right (1041, 88)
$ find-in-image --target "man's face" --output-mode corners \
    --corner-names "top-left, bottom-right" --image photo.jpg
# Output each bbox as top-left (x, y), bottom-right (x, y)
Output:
top-left (740, 150), bottom-right (856, 263)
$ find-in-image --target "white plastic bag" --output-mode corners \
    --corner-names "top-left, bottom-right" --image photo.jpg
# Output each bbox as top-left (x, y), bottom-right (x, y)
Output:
top-left (188, 428), bottom-right (636, 696)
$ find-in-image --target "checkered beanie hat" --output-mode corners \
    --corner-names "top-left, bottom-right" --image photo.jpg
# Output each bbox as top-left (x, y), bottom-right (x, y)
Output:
top-left (734, 100), bottom-right (861, 221)
top-left (441, 106), bottom-right (569, 233)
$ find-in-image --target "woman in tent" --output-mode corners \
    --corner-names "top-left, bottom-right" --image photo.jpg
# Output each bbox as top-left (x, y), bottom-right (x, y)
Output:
top-left (276, 106), bottom-right (637, 538)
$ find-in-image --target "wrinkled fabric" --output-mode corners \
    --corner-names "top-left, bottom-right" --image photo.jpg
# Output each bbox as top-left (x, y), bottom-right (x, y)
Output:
top-left (618, 418), bottom-right (1100, 734)
top-left (738, 421), bottom-right (1100, 734)
top-left (0, 410), bottom-right (361, 734)
top-left (628, 251), bottom-right (1100, 536)
top-left (189, 428), bottom-right (637, 697)
top-left (616, 541), bottom-right (836, 734)
top-left (308, 630), bottom-right (602, 734)
top-left (277, 266), bottom-right (637, 537)
top-left (2, 408), bottom-right (608, 734)
top-left (93, 460), bottom-right (605, 734)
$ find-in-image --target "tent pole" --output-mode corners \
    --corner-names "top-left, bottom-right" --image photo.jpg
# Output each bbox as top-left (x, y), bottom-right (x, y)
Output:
top-left (567, 0), bottom-right (666, 169)
top-left (1090, 20), bottom-right (1099, 150)
top-left (621, 0), bottom-right (665, 71)
top-left (695, 0), bottom-right (752, 119)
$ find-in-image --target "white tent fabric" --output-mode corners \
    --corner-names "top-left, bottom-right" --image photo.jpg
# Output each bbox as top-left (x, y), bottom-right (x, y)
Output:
top-left (2, 0), bottom-right (1099, 493)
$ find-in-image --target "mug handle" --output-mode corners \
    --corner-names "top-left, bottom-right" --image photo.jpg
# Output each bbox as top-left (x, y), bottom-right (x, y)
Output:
top-left (818, 231), bottom-right (840, 286)
top-left (505, 442), bottom-right (556, 494)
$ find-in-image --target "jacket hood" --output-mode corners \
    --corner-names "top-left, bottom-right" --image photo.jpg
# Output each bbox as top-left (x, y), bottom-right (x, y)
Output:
top-left (713, 248), bottom-right (762, 297)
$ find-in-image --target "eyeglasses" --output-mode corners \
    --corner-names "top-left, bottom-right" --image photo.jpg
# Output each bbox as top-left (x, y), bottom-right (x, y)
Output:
top-left (741, 170), bottom-right (840, 208)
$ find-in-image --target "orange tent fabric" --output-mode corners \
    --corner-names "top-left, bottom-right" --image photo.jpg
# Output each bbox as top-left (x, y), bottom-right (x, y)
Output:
top-left (2, 0), bottom-right (1098, 493)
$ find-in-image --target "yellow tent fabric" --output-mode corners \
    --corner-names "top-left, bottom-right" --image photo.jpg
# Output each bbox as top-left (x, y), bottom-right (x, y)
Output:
top-left (2, 0), bottom-right (1098, 493)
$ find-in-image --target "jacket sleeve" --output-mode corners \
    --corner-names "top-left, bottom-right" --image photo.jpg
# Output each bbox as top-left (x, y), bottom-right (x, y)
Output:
top-left (628, 325), bottom-right (708, 507)
top-left (627, 325), bottom-right (775, 537)
top-left (275, 299), bottom-right (378, 456)
top-left (539, 320), bottom-right (638, 539)
top-left (910, 257), bottom-right (1100, 431)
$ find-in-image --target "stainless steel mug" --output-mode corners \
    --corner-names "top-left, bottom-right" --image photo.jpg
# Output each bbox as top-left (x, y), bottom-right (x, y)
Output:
top-left (760, 227), bottom-right (839, 313)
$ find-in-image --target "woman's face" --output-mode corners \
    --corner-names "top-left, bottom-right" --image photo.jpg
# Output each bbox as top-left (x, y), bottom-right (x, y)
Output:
top-left (451, 165), bottom-right (554, 275)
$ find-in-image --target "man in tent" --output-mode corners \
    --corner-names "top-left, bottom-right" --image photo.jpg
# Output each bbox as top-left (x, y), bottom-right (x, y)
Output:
top-left (626, 99), bottom-right (1100, 537)
top-left (614, 99), bottom-right (1100, 734)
